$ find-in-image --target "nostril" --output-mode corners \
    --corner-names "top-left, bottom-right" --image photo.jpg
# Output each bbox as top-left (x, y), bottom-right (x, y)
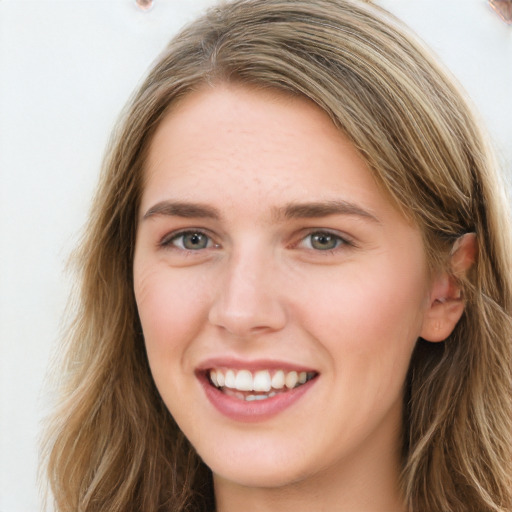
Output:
top-left (208, 298), bottom-right (287, 336)
top-left (208, 311), bottom-right (285, 337)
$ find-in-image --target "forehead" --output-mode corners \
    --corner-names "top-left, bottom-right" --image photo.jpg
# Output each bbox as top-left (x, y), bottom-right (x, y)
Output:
top-left (142, 83), bottom-right (396, 222)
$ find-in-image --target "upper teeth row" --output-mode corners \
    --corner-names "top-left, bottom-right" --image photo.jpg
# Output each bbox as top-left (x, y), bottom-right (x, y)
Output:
top-left (209, 369), bottom-right (311, 392)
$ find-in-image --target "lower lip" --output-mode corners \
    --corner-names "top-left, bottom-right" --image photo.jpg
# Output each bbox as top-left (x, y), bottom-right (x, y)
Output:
top-left (200, 374), bottom-right (317, 423)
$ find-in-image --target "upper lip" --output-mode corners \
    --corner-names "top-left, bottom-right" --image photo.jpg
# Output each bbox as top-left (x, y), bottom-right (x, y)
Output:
top-left (195, 357), bottom-right (318, 373)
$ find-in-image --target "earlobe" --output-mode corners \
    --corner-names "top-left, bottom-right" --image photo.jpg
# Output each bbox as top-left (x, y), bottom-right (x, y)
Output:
top-left (420, 233), bottom-right (477, 343)
top-left (420, 292), bottom-right (466, 342)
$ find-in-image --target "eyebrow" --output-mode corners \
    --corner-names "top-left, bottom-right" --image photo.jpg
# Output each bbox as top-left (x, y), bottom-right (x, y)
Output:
top-left (142, 199), bottom-right (379, 223)
top-left (276, 200), bottom-right (380, 223)
top-left (143, 201), bottom-right (220, 220)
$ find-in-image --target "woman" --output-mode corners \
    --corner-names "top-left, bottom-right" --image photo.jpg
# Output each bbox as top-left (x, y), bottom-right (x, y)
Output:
top-left (42, 0), bottom-right (512, 511)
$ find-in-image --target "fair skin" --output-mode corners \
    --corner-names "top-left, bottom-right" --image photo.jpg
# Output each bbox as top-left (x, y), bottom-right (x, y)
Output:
top-left (133, 84), bottom-right (467, 512)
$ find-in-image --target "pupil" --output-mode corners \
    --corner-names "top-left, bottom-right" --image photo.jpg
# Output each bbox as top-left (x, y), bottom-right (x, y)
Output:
top-left (312, 233), bottom-right (336, 250)
top-left (184, 233), bottom-right (207, 249)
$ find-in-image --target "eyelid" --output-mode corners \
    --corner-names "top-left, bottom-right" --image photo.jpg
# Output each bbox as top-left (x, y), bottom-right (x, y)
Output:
top-left (293, 229), bottom-right (355, 251)
top-left (159, 228), bottom-right (219, 251)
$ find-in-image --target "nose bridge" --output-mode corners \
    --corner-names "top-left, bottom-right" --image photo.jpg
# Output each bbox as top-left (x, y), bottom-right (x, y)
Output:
top-left (208, 241), bottom-right (286, 335)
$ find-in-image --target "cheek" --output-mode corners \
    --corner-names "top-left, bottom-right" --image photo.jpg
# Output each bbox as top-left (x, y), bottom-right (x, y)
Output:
top-left (133, 262), bottom-right (215, 435)
top-left (300, 261), bottom-right (425, 333)
top-left (293, 260), bottom-right (427, 387)
top-left (133, 263), bottom-right (211, 366)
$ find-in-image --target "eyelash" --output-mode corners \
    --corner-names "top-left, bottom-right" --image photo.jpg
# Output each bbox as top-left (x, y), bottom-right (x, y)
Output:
top-left (159, 228), bottom-right (354, 255)
top-left (294, 230), bottom-right (354, 253)
top-left (160, 230), bottom-right (217, 252)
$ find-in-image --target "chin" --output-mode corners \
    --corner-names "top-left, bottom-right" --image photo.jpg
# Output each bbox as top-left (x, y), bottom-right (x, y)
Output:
top-left (199, 438), bottom-right (314, 489)
top-left (210, 462), bottom-right (310, 489)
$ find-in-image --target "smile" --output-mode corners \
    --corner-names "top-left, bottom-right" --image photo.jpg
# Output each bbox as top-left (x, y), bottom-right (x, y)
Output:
top-left (209, 368), bottom-right (316, 401)
top-left (197, 360), bottom-right (319, 421)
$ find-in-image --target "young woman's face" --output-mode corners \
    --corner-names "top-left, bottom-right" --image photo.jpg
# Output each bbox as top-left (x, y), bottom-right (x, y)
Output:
top-left (134, 84), bottom-right (434, 491)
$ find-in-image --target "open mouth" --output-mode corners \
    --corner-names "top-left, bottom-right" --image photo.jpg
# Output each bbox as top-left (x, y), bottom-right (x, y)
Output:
top-left (207, 368), bottom-right (317, 402)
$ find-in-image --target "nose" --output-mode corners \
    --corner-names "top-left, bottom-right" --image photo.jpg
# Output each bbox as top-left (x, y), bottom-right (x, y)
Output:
top-left (208, 248), bottom-right (287, 337)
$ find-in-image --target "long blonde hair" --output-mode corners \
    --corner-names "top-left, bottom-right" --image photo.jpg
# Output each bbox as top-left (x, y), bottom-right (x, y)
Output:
top-left (41, 1), bottom-right (512, 510)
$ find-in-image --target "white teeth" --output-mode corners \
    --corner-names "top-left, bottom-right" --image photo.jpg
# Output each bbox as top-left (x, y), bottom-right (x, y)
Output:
top-left (244, 391), bottom-right (277, 402)
top-left (235, 370), bottom-right (253, 391)
top-left (209, 368), bottom-right (314, 392)
top-left (253, 370), bottom-right (272, 392)
top-left (225, 369), bottom-right (236, 389)
top-left (285, 371), bottom-right (298, 389)
top-left (271, 370), bottom-right (285, 389)
top-left (245, 394), bottom-right (269, 401)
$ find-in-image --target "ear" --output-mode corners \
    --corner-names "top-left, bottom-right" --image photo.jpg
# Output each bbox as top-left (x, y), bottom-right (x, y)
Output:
top-left (420, 233), bottom-right (477, 342)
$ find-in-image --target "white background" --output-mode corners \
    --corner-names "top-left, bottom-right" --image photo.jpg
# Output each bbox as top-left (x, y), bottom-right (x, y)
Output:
top-left (0, 1), bottom-right (510, 510)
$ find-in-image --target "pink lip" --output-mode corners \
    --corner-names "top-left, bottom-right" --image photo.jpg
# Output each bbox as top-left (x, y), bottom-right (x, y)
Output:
top-left (196, 357), bottom-right (316, 373)
top-left (196, 365), bottom-right (318, 423)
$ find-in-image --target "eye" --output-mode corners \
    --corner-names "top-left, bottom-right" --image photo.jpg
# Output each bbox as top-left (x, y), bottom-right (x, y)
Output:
top-left (299, 231), bottom-right (348, 251)
top-left (163, 230), bottom-right (214, 251)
